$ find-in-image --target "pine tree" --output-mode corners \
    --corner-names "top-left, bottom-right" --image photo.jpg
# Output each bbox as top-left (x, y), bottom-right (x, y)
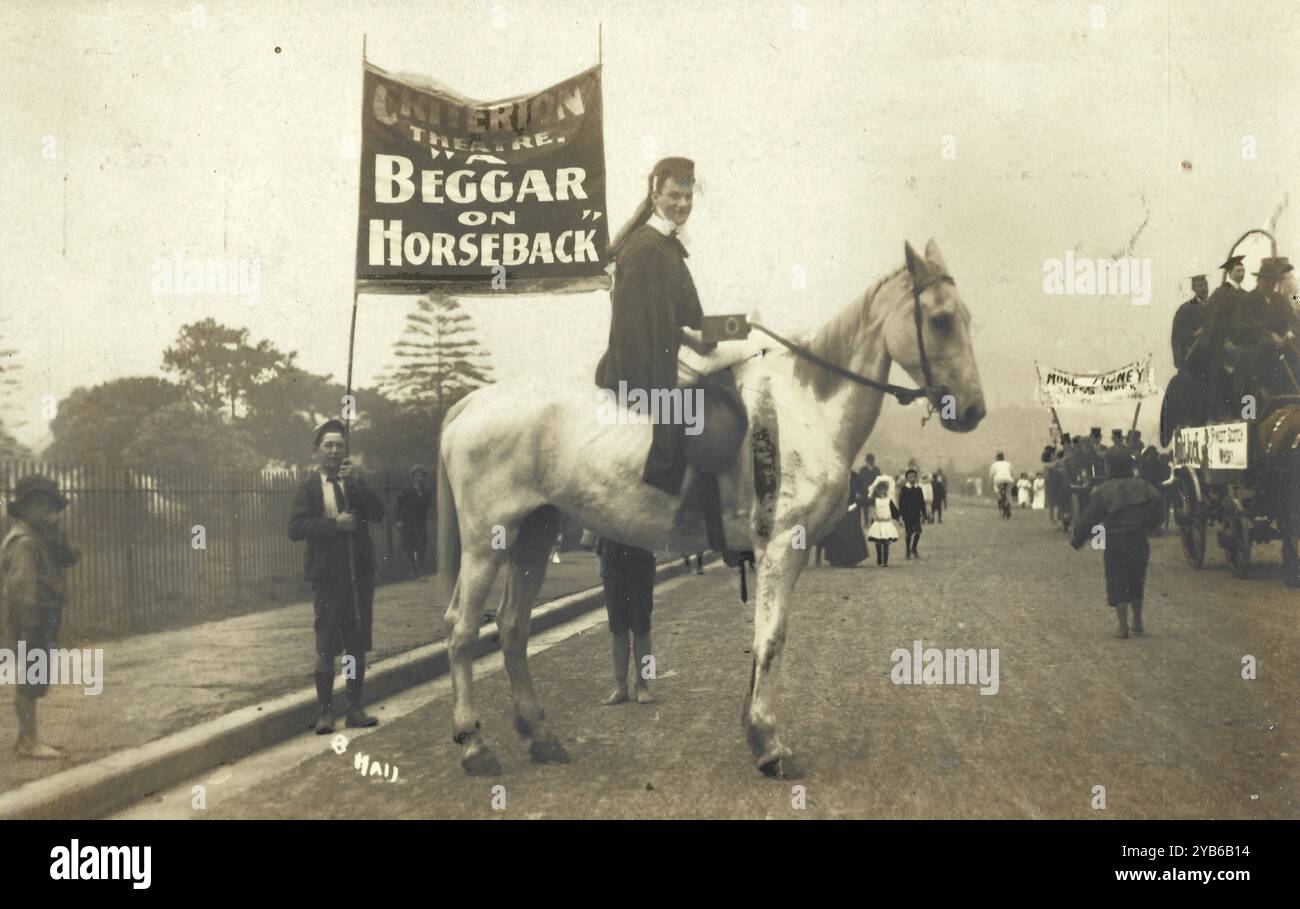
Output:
top-left (0, 336), bottom-right (30, 459)
top-left (381, 294), bottom-right (493, 413)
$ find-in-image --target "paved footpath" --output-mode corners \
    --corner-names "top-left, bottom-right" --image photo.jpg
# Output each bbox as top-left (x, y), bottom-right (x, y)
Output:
top-left (117, 497), bottom-right (1297, 819)
top-left (0, 553), bottom-right (603, 796)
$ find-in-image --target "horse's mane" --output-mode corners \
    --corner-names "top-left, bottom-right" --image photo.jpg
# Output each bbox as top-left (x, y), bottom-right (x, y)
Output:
top-left (793, 265), bottom-right (906, 400)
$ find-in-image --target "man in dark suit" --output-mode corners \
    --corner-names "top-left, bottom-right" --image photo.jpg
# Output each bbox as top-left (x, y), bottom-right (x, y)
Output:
top-left (288, 419), bottom-right (386, 734)
top-left (1190, 255), bottom-right (1249, 419)
top-left (1171, 273), bottom-right (1208, 371)
top-left (395, 465), bottom-right (433, 578)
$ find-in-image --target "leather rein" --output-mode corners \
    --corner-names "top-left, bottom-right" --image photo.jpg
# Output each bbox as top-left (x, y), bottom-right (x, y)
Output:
top-left (747, 274), bottom-right (949, 407)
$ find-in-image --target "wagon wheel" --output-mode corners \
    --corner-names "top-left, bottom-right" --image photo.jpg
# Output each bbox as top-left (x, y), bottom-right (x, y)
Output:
top-left (1224, 508), bottom-right (1253, 579)
top-left (1175, 470), bottom-right (1207, 568)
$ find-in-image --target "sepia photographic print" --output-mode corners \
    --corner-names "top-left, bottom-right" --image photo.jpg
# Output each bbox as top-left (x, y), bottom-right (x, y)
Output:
top-left (1, 0), bottom-right (1296, 887)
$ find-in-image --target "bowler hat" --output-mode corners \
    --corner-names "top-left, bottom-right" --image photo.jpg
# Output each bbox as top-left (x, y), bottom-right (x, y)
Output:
top-left (7, 474), bottom-right (68, 517)
top-left (1105, 448), bottom-right (1135, 477)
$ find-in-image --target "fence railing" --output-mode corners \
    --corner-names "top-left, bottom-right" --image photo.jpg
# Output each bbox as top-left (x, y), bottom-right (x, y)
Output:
top-left (0, 460), bottom-right (439, 640)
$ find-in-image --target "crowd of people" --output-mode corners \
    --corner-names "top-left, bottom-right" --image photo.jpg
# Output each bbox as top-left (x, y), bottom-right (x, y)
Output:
top-left (1037, 427), bottom-right (1170, 532)
top-left (816, 454), bottom-right (949, 568)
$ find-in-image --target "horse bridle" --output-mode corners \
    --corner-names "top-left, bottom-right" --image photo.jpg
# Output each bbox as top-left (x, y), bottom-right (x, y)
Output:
top-left (748, 271), bottom-right (950, 407)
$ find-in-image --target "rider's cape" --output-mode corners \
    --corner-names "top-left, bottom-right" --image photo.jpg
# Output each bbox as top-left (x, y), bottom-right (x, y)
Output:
top-left (594, 224), bottom-right (704, 495)
top-left (594, 224), bottom-right (702, 395)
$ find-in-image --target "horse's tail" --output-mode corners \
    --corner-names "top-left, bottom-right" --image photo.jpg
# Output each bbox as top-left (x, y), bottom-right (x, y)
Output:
top-left (437, 398), bottom-right (471, 604)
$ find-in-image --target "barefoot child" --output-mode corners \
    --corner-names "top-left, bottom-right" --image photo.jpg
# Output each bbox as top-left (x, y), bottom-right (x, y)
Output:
top-left (1070, 449), bottom-right (1165, 638)
top-left (866, 480), bottom-right (901, 567)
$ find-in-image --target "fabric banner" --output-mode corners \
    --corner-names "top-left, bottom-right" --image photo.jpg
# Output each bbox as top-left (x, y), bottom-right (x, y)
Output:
top-left (356, 62), bottom-right (610, 294)
top-left (1035, 360), bottom-right (1155, 406)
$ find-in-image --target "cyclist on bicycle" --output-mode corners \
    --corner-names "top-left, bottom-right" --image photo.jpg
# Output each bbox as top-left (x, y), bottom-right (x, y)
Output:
top-left (989, 451), bottom-right (1015, 517)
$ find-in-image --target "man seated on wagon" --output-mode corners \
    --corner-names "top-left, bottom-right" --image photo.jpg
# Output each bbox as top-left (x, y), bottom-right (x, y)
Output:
top-left (1187, 255), bottom-right (1249, 419)
top-left (1233, 257), bottom-right (1299, 410)
top-left (1171, 274), bottom-right (1208, 372)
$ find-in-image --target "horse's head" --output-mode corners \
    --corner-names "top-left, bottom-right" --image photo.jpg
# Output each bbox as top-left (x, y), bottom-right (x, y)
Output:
top-left (882, 239), bottom-right (986, 432)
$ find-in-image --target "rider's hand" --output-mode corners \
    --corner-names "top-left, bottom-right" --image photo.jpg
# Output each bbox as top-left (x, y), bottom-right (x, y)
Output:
top-left (335, 512), bottom-right (357, 532)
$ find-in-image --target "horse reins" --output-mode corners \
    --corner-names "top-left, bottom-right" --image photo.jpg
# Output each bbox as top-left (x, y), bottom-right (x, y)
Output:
top-left (746, 273), bottom-right (949, 407)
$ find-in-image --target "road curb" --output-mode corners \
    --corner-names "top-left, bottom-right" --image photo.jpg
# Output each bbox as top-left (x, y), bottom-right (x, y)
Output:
top-left (0, 556), bottom-right (711, 820)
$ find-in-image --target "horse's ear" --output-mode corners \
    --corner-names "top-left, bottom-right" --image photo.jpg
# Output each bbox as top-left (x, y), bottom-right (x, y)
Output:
top-left (904, 241), bottom-right (921, 277)
top-left (924, 239), bottom-right (949, 273)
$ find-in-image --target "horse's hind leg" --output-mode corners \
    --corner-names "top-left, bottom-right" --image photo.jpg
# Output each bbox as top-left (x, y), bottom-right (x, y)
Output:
top-left (447, 546), bottom-right (504, 775)
top-left (499, 506), bottom-right (569, 764)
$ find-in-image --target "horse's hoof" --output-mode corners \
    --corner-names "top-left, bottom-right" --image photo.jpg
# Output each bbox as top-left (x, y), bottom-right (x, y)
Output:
top-left (461, 748), bottom-right (502, 776)
top-left (529, 737), bottom-right (570, 765)
top-left (759, 755), bottom-right (804, 780)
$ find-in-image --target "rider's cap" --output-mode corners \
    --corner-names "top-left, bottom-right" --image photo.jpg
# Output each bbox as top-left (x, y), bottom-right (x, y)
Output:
top-left (1254, 256), bottom-right (1294, 281)
top-left (313, 419), bottom-right (348, 448)
top-left (650, 157), bottom-right (694, 193)
top-left (1219, 254), bottom-right (1245, 270)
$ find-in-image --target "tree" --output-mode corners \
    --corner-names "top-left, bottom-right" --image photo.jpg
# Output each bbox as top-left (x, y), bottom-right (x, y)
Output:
top-left (44, 377), bottom-right (186, 465)
top-left (242, 365), bottom-right (348, 466)
top-left (0, 336), bottom-right (24, 448)
top-left (121, 401), bottom-right (262, 474)
top-left (0, 420), bottom-right (31, 460)
top-left (162, 318), bottom-right (295, 419)
top-left (380, 295), bottom-right (493, 414)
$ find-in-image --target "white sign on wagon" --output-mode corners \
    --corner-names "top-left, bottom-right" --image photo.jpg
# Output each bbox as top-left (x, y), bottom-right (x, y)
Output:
top-left (1174, 422), bottom-right (1249, 470)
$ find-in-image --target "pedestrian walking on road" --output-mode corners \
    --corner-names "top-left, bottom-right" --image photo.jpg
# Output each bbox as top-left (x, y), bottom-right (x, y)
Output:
top-left (2, 474), bottom-right (79, 759)
top-left (395, 465), bottom-right (433, 578)
top-left (931, 470), bottom-right (947, 523)
top-left (1032, 472), bottom-right (1046, 511)
top-left (289, 419), bottom-right (387, 734)
top-left (920, 472), bottom-right (935, 524)
top-left (866, 480), bottom-right (901, 566)
top-left (821, 473), bottom-right (869, 567)
top-left (1017, 472), bottom-right (1032, 508)
top-left (1070, 448), bottom-right (1165, 639)
top-left (899, 469), bottom-right (926, 560)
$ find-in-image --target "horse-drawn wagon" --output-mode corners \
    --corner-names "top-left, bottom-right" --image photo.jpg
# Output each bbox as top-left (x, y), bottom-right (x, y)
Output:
top-left (1162, 229), bottom-right (1300, 585)
top-left (1169, 412), bottom-right (1300, 579)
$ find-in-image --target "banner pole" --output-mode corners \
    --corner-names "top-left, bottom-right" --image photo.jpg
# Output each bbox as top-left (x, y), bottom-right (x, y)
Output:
top-left (346, 32), bottom-right (369, 449)
top-left (341, 33), bottom-right (368, 627)
top-left (598, 22), bottom-right (603, 65)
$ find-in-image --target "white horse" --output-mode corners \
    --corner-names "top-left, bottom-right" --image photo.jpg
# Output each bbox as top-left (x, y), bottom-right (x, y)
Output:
top-left (436, 239), bottom-right (985, 777)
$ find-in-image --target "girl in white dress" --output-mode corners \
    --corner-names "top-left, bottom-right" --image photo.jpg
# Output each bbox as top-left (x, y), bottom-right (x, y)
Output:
top-left (1016, 473), bottom-right (1032, 508)
top-left (1032, 473), bottom-right (1046, 510)
top-left (866, 480), bottom-right (901, 567)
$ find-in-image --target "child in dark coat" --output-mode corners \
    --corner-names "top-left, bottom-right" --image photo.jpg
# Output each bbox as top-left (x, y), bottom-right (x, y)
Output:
top-left (898, 468), bottom-right (927, 560)
top-left (1070, 448), bottom-right (1165, 638)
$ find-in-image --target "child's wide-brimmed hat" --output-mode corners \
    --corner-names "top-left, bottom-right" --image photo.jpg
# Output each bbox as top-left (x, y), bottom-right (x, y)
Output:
top-left (7, 474), bottom-right (68, 518)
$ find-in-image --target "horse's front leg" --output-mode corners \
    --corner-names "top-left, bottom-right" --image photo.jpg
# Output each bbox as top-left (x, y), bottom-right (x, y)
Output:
top-left (742, 527), bottom-right (809, 779)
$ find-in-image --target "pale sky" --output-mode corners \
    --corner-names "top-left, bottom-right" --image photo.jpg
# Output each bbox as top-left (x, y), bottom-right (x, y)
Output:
top-left (2, 0), bottom-right (1298, 455)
